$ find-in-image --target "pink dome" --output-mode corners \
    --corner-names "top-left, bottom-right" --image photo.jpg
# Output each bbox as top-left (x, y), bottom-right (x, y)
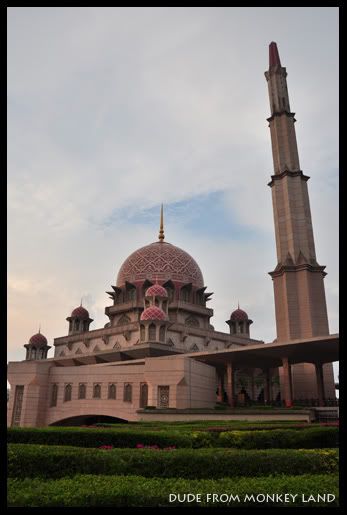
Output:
top-left (28, 332), bottom-right (48, 347)
top-left (230, 308), bottom-right (249, 321)
top-left (117, 241), bottom-right (204, 288)
top-left (71, 306), bottom-right (90, 319)
top-left (140, 306), bottom-right (167, 321)
top-left (145, 284), bottom-right (168, 297)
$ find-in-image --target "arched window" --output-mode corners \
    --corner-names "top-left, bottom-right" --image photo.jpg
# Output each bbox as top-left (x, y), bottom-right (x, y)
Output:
top-left (148, 323), bottom-right (156, 340)
top-left (74, 319), bottom-right (80, 331)
top-left (196, 292), bottom-right (205, 306)
top-left (51, 384), bottom-right (58, 407)
top-left (31, 347), bottom-right (37, 360)
top-left (127, 288), bottom-right (136, 302)
top-left (162, 300), bottom-right (168, 311)
top-left (155, 298), bottom-right (159, 307)
top-left (83, 321), bottom-right (88, 332)
top-left (140, 383), bottom-right (148, 408)
top-left (159, 325), bottom-right (165, 342)
top-left (123, 383), bottom-right (132, 402)
top-left (93, 383), bottom-right (101, 399)
top-left (64, 384), bottom-right (72, 402)
top-left (108, 383), bottom-right (116, 399)
top-left (180, 286), bottom-right (190, 302)
top-left (78, 383), bottom-right (86, 399)
top-left (140, 325), bottom-right (145, 341)
top-left (163, 282), bottom-right (174, 303)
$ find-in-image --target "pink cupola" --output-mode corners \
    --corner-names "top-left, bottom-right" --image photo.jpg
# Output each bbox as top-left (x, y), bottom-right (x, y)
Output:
top-left (139, 283), bottom-right (170, 343)
top-left (226, 304), bottom-right (253, 338)
top-left (24, 328), bottom-right (51, 360)
top-left (66, 300), bottom-right (94, 335)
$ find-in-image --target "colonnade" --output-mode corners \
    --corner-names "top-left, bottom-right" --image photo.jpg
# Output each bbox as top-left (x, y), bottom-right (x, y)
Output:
top-left (216, 358), bottom-right (328, 407)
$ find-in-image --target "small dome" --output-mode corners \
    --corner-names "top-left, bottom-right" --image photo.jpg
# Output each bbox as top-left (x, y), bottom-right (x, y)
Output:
top-left (71, 306), bottom-right (90, 320)
top-left (230, 308), bottom-right (249, 321)
top-left (145, 284), bottom-right (168, 298)
top-left (140, 306), bottom-right (167, 321)
top-left (28, 332), bottom-right (48, 347)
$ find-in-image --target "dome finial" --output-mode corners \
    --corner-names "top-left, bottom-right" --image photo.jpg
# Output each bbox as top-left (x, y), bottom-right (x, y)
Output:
top-left (39, 323), bottom-right (41, 334)
top-left (238, 301), bottom-right (240, 310)
top-left (80, 297), bottom-right (83, 307)
top-left (158, 203), bottom-right (165, 242)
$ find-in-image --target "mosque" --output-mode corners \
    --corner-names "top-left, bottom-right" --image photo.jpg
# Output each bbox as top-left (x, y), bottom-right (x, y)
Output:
top-left (7, 42), bottom-right (338, 427)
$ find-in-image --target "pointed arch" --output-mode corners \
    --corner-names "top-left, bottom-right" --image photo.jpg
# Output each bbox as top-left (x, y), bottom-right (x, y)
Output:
top-left (185, 316), bottom-right (199, 327)
top-left (64, 384), bottom-right (72, 402)
top-left (117, 314), bottom-right (131, 326)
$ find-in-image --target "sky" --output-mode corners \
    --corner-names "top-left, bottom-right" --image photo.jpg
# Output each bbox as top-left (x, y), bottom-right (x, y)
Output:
top-left (7, 7), bottom-right (339, 380)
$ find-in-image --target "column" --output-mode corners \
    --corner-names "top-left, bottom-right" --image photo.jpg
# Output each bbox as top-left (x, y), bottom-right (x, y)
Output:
top-left (226, 362), bottom-right (235, 408)
top-left (216, 369), bottom-right (224, 402)
top-left (282, 357), bottom-right (293, 408)
top-left (315, 362), bottom-right (325, 407)
top-left (263, 368), bottom-right (272, 404)
top-left (251, 370), bottom-right (255, 402)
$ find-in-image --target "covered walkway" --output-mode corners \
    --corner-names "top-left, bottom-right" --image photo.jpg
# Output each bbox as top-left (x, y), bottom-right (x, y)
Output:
top-left (185, 334), bottom-right (339, 408)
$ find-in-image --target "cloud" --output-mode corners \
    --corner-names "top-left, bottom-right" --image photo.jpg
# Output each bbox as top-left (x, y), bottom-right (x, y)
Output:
top-left (8, 7), bottom-right (338, 380)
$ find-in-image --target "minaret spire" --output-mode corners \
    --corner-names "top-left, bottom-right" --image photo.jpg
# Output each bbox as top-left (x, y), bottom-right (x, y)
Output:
top-left (265, 42), bottom-right (300, 173)
top-left (269, 41), bottom-right (281, 68)
top-left (158, 204), bottom-right (165, 242)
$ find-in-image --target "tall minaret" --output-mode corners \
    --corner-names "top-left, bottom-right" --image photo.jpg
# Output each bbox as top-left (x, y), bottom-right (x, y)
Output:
top-left (265, 42), bottom-right (329, 342)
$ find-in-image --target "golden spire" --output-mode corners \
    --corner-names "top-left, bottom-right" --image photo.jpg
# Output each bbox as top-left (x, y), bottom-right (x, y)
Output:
top-left (158, 203), bottom-right (165, 242)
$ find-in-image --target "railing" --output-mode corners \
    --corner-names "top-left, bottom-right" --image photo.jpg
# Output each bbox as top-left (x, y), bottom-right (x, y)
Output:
top-left (218, 397), bottom-right (339, 408)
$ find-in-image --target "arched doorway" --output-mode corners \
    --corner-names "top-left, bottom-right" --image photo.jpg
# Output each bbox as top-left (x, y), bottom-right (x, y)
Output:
top-left (49, 414), bottom-right (129, 426)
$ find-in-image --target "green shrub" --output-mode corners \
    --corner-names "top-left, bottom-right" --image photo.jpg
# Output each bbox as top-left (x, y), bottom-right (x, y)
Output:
top-left (8, 444), bottom-right (338, 479)
top-left (8, 425), bottom-right (338, 449)
top-left (7, 474), bottom-right (339, 507)
top-left (218, 427), bottom-right (338, 449)
top-left (7, 427), bottom-right (193, 448)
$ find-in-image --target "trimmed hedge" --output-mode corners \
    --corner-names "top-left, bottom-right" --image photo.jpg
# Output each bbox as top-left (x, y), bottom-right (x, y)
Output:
top-left (7, 427), bottom-right (193, 448)
top-left (8, 426), bottom-right (338, 449)
top-left (7, 474), bottom-right (339, 507)
top-left (217, 427), bottom-right (339, 449)
top-left (94, 421), bottom-right (338, 432)
top-left (8, 444), bottom-right (339, 479)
